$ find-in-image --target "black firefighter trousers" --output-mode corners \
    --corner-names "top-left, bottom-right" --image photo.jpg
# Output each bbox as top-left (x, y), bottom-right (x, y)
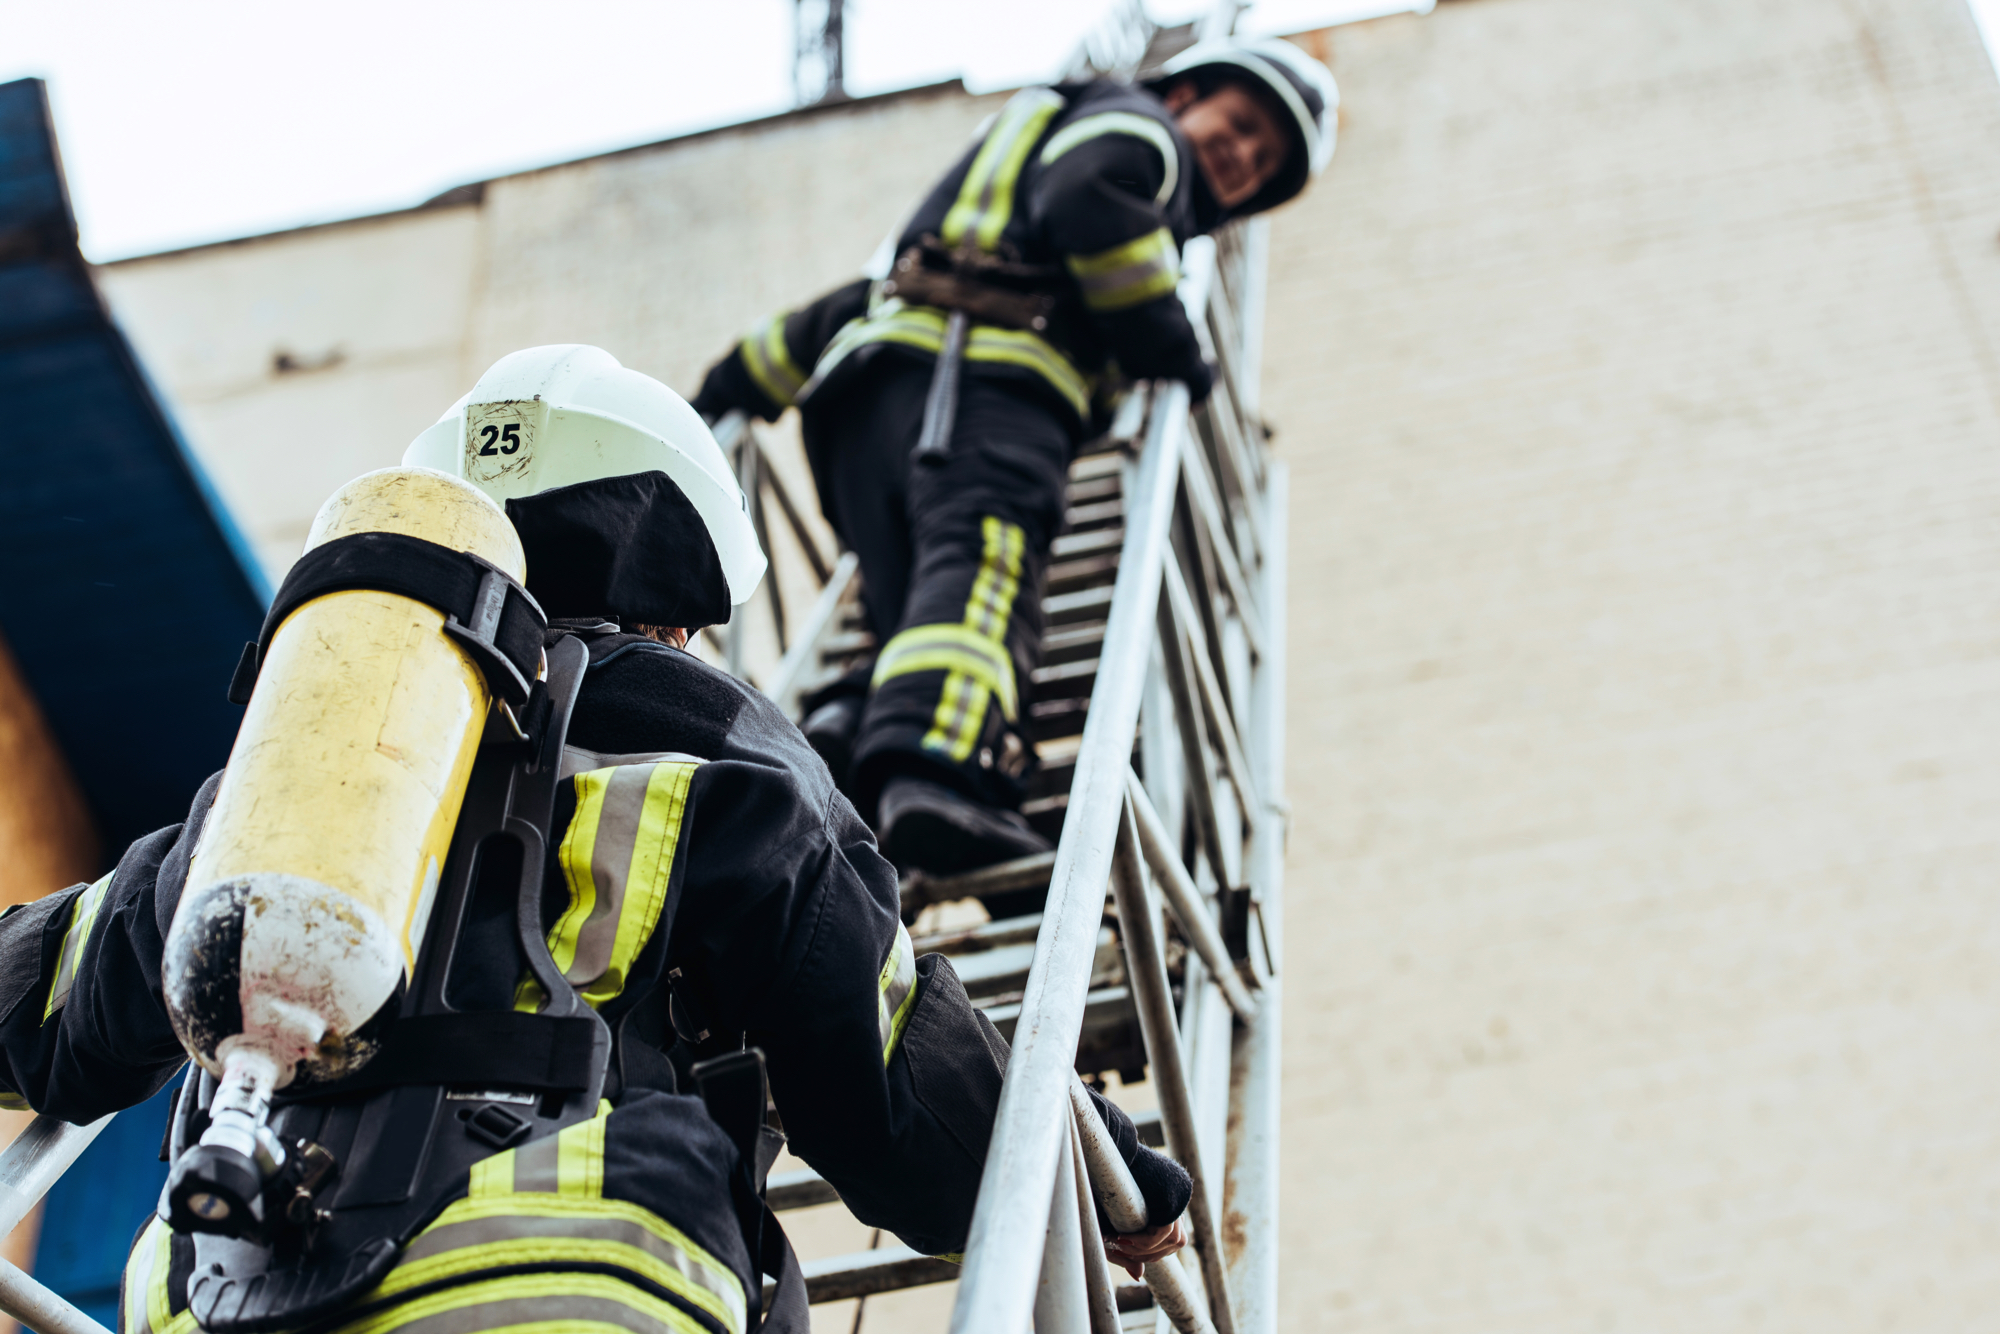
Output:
top-left (801, 359), bottom-right (1073, 819)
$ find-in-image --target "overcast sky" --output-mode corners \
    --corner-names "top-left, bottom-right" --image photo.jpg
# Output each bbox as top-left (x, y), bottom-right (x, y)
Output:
top-left (6, 0), bottom-right (1997, 262)
top-left (2, 0), bottom-right (1412, 262)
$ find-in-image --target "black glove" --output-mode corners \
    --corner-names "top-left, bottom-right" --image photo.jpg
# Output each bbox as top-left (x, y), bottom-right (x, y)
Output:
top-left (1085, 1085), bottom-right (1192, 1229)
top-left (690, 346), bottom-right (785, 424)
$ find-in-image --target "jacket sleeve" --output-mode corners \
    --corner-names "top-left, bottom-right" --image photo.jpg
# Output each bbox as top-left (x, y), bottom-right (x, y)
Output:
top-left (668, 760), bottom-right (1188, 1257)
top-left (1035, 132), bottom-right (1215, 401)
top-left (0, 773), bottom-right (218, 1124)
top-left (689, 279), bottom-right (875, 423)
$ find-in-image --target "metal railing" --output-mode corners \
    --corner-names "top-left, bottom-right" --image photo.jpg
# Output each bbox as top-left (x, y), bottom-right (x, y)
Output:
top-left (0, 1114), bottom-right (115, 1334)
top-left (938, 219), bottom-right (1285, 1334)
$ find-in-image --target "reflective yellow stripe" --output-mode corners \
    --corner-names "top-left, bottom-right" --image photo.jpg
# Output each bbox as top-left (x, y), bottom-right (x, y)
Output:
top-left (468, 1148), bottom-right (515, 1197)
top-left (122, 1216), bottom-right (198, 1334)
top-left (322, 1270), bottom-right (718, 1334)
top-left (872, 624), bottom-right (1019, 720)
top-left (475, 1100), bottom-right (612, 1199)
top-left (384, 1193), bottom-right (747, 1334)
top-left (1067, 226), bottom-right (1181, 313)
top-left (875, 516), bottom-right (1030, 762)
top-left (878, 922), bottom-right (917, 1065)
top-left (965, 325), bottom-right (1092, 418)
top-left (942, 88), bottom-right (1067, 252)
top-left (0, 1094), bottom-right (29, 1111)
top-left (44, 875), bottom-right (109, 1023)
top-left (1039, 111), bottom-right (1180, 205)
top-left (521, 761), bottom-right (700, 1013)
top-left (738, 311), bottom-right (807, 408)
top-left (808, 301), bottom-right (1094, 421)
top-left (558, 1109), bottom-right (607, 1197)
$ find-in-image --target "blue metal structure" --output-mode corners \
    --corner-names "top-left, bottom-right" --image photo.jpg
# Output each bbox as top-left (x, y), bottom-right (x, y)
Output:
top-left (0, 76), bottom-right (267, 1327)
top-left (0, 75), bottom-right (267, 858)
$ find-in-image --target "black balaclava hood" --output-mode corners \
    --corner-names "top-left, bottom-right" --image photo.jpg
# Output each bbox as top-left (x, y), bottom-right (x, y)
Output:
top-left (505, 470), bottom-right (731, 629)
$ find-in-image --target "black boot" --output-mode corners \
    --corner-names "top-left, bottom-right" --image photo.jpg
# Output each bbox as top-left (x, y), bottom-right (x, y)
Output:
top-left (801, 696), bottom-right (864, 785)
top-left (876, 776), bottom-right (1051, 876)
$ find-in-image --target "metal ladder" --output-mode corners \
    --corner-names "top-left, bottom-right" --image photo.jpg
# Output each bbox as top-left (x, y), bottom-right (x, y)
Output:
top-left (0, 179), bottom-right (1283, 1334)
top-left (732, 214), bottom-right (1285, 1334)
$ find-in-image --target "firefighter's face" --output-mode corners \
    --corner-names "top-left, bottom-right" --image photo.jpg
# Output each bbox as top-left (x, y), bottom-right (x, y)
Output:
top-left (1165, 79), bottom-right (1290, 209)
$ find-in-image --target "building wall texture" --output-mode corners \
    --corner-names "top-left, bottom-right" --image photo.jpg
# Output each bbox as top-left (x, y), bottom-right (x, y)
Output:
top-left (91, 0), bottom-right (2000, 1326)
top-left (1269, 0), bottom-right (2000, 1328)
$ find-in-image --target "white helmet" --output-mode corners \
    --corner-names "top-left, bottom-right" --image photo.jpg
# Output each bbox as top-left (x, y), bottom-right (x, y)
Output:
top-left (1154, 37), bottom-right (1339, 216)
top-left (405, 345), bottom-right (765, 626)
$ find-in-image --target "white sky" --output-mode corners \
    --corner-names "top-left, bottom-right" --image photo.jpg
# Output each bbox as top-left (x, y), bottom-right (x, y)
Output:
top-left (1, 0), bottom-right (1412, 262)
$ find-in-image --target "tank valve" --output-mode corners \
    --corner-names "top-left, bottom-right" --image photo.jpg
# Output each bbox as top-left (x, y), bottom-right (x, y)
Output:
top-left (164, 1048), bottom-right (288, 1237)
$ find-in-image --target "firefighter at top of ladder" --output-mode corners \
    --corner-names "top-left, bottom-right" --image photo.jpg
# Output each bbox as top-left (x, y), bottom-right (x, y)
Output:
top-left (0, 347), bottom-right (1195, 1334)
top-left (692, 37), bottom-right (1338, 877)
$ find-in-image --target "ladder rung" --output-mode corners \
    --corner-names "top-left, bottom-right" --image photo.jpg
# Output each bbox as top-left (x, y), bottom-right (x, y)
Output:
top-left (984, 984), bottom-right (1132, 1045)
top-left (1064, 475), bottom-right (1122, 506)
top-left (1030, 657), bottom-right (1098, 698)
top-left (1050, 527), bottom-right (1124, 560)
top-left (1046, 554), bottom-right (1119, 596)
top-left (1041, 620), bottom-right (1107, 662)
top-left (903, 850), bottom-right (1055, 909)
top-left (763, 1246), bottom-right (960, 1305)
top-left (1062, 497), bottom-right (1125, 530)
top-left (1044, 584), bottom-right (1114, 622)
top-left (767, 1167), bottom-right (841, 1211)
top-left (767, 1106), bottom-right (1164, 1214)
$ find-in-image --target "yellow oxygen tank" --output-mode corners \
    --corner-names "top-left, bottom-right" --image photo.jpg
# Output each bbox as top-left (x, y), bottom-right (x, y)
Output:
top-left (163, 467), bottom-right (525, 1138)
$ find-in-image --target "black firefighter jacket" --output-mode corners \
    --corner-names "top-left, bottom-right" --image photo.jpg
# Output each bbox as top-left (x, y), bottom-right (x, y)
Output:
top-left (0, 630), bottom-right (1187, 1334)
top-left (693, 78), bottom-right (1217, 436)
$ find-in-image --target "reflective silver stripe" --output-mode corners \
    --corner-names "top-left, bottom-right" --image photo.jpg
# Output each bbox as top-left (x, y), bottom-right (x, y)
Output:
top-left (1067, 227), bottom-right (1181, 314)
top-left (1039, 111), bottom-right (1180, 205)
top-left (512, 1130), bottom-right (562, 1194)
top-left (872, 624), bottom-right (1019, 720)
top-left (802, 301), bottom-right (1094, 419)
top-left (43, 875), bottom-right (109, 1023)
top-left (539, 762), bottom-right (701, 1009)
top-left (347, 1285), bottom-right (700, 1334)
top-left (571, 764), bottom-right (660, 985)
top-left (878, 923), bottom-right (918, 1065)
top-left (401, 1213), bottom-right (737, 1327)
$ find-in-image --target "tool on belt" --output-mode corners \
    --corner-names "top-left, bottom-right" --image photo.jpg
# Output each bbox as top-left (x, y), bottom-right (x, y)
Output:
top-left (884, 236), bottom-right (1063, 464)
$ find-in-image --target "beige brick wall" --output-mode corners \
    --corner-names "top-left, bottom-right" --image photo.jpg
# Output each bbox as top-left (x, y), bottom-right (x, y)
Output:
top-left (1264, 0), bottom-right (2000, 1326)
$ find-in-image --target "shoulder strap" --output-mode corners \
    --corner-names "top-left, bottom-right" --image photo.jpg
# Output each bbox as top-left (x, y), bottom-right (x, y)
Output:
top-left (230, 531), bottom-right (547, 706)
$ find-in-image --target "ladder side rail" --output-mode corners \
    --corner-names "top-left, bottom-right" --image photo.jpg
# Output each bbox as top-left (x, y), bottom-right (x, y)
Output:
top-left (1064, 1117), bottom-right (1126, 1334)
top-left (0, 1258), bottom-right (115, 1334)
top-left (1170, 488), bottom-right (1237, 723)
top-left (1162, 557), bottom-right (1261, 829)
top-left (1034, 1118), bottom-right (1107, 1334)
top-left (1067, 1079), bottom-right (1219, 1334)
top-left (1108, 797), bottom-right (1237, 1334)
top-left (0, 1113), bottom-right (117, 1334)
top-left (1179, 440), bottom-right (1266, 663)
top-left (1153, 590), bottom-right (1238, 892)
top-left (1123, 772), bottom-right (1256, 1023)
top-left (0, 1113), bottom-right (111, 1239)
top-left (1225, 459), bottom-right (1288, 1334)
top-left (948, 384), bottom-right (1191, 1334)
top-left (768, 550), bottom-right (861, 717)
top-left (747, 423), bottom-right (836, 585)
top-left (726, 420), bottom-right (761, 681)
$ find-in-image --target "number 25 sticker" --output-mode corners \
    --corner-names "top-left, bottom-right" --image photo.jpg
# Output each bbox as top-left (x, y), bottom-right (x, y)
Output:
top-left (465, 403), bottom-right (538, 485)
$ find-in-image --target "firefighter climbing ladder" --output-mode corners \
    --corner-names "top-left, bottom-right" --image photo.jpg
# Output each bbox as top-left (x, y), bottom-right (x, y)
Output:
top-left (0, 202), bottom-right (1283, 1334)
top-left (720, 213), bottom-right (1286, 1334)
